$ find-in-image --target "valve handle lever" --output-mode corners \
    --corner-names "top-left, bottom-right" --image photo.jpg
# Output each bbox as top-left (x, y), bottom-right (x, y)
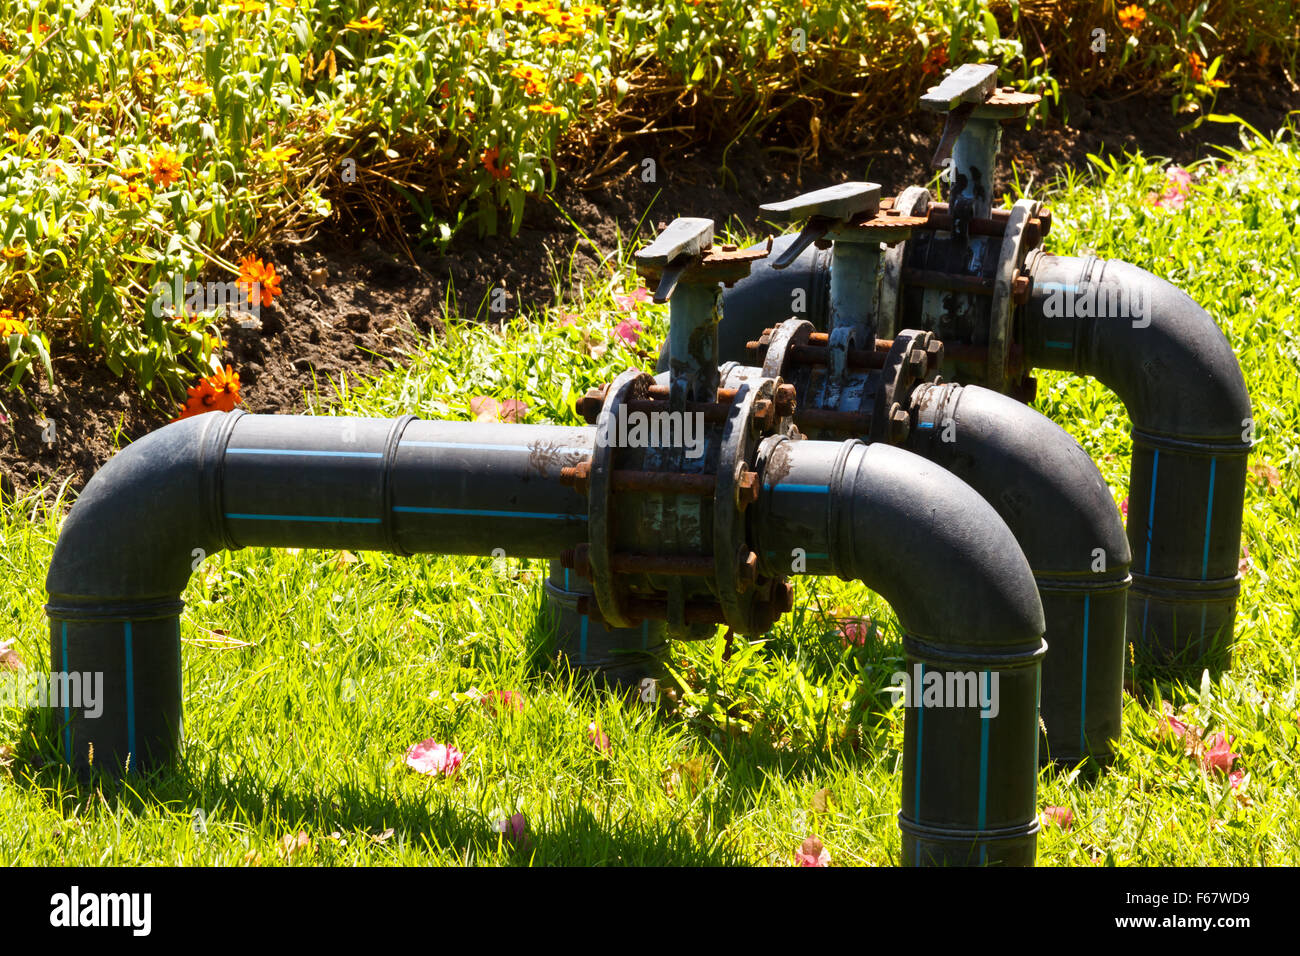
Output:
top-left (760, 181), bottom-right (881, 224)
top-left (760, 182), bottom-right (881, 270)
top-left (919, 63), bottom-right (999, 112)
top-left (769, 217), bottom-right (831, 270)
top-left (634, 216), bottom-right (714, 303)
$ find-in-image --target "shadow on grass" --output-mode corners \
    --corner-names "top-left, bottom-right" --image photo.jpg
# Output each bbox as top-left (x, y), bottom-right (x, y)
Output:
top-left (7, 693), bottom-right (744, 866)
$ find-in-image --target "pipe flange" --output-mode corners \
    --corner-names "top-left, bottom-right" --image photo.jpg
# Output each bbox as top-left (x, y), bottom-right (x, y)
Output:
top-left (587, 368), bottom-right (655, 629)
top-left (758, 317), bottom-right (816, 379)
top-left (713, 376), bottom-right (787, 634)
top-left (988, 198), bottom-right (1040, 390)
top-left (879, 187), bottom-right (933, 339)
top-left (875, 329), bottom-right (941, 443)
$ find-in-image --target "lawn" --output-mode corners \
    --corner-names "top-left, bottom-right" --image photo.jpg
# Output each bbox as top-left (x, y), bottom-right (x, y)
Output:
top-left (1, 121), bottom-right (1298, 866)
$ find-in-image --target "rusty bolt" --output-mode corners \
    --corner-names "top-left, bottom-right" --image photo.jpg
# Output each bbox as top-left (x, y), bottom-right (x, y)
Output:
top-left (736, 470), bottom-right (760, 508)
top-left (738, 550), bottom-right (758, 590)
top-left (758, 331), bottom-right (773, 347)
top-left (888, 402), bottom-right (910, 443)
top-left (906, 348), bottom-right (927, 377)
top-left (559, 459), bottom-right (592, 494)
top-left (1038, 207), bottom-right (1052, 235)
top-left (752, 398), bottom-right (775, 428)
top-left (774, 383), bottom-right (797, 416)
top-left (925, 338), bottom-right (944, 367)
top-left (575, 385), bottom-right (608, 423)
top-left (1012, 272), bottom-right (1031, 305)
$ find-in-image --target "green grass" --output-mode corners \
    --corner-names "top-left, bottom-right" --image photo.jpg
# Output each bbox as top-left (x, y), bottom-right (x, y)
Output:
top-left (2, 121), bottom-right (1299, 866)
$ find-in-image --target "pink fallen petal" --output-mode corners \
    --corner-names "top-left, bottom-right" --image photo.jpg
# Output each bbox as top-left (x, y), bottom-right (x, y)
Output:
top-left (1228, 770), bottom-right (1245, 790)
top-left (556, 312), bottom-right (582, 327)
top-left (483, 690), bottom-right (525, 716)
top-left (614, 317), bottom-right (644, 346)
top-left (587, 721), bottom-right (612, 755)
top-left (404, 738), bottom-right (464, 776)
top-left (493, 812), bottom-right (528, 845)
top-left (838, 617), bottom-right (873, 647)
top-left (795, 836), bottom-right (830, 867)
top-left (1200, 732), bottom-right (1238, 774)
top-left (1042, 806), bottom-right (1074, 829)
top-left (1166, 166), bottom-right (1193, 187)
top-left (612, 287), bottom-right (652, 311)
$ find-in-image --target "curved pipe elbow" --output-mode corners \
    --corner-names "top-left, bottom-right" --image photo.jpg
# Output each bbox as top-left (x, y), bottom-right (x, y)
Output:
top-left (46, 412), bottom-right (232, 609)
top-left (1025, 254), bottom-right (1251, 441)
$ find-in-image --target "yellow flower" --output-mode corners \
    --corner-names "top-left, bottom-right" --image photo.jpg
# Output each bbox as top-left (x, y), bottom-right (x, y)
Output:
top-left (528, 103), bottom-right (563, 114)
top-left (1, 246), bottom-right (25, 260)
top-left (181, 79), bottom-right (213, 96)
top-left (229, 1), bottom-right (268, 13)
top-left (345, 17), bottom-right (383, 31)
top-left (111, 177), bottom-right (152, 203)
top-left (179, 14), bottom-right (204, 31)
top-left (574, 4), bottom-right (605, 19)
top-left (259, 145), bottom-right (299, 164)
top-left (81, 98), bottom-right (109, 111)
top-left (538, 31), bottom-right (573, 45)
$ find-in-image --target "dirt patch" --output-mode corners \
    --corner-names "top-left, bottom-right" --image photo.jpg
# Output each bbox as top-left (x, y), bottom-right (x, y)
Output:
top-left (3, 70), bottom-right (1298, 498)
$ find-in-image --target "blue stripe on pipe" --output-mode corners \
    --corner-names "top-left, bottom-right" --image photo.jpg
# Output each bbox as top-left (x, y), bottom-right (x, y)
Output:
top-left (1144, 449), bottom-right (1160, 573)
top-left (225, 513), bottom-right (382, 523)
top-left (1037, 282), bottom-right (1078, 293)
top-left (124, 621), bottom-right (136, 768)
top-left (1201, 458), bottom-right (1218, 579)
top-left (579, 615), bottom-right (589, 662)
top-left (772, 484), bottom-right (830, 494)
top-left (564, 568), bottom-right (570, 591)
top-left (1079, 595), bottom-right (1091, 756)
top-left (1045, 340), bottom-right (1073, 349)
top-left (226, 448), bottom-right (384, 458)
top-left (978, 670), bottom-right (990, 831)
top-left (914, 662), bottom-right (924, 821)
top-left (401, 441), bottom-right (589, 455)
top-left (61, 622), bottom-right (70, 764)
top-left (918, 422), bottom-right (935, 430)
top-left (393, 506), bottom-right (585, 521)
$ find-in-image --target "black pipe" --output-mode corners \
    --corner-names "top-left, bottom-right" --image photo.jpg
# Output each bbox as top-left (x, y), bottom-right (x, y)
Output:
top-left (1023, 254), bottom-right (1252, 664)
top-left (45, 410), bottom-right (593, 773)
top-left (752, 438), bottom-right (1047, 865)
top-left (906, 382), bottom-right (1131, 763)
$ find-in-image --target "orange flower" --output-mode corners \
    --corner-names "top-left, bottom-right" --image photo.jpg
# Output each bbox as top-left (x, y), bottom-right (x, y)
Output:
top-left (179, 14), bottom-right (204, 31)
top-left (528, 103), bottom-right (563, 114)
top-left (1118, 5), bottom-right (1146, 32)
top-left (0, 309), bottom-right (30, 337)
top-left (921, 46), bottom-right (948, 77)
top-left (149, 147), bottom-right (183, 187)
top-left (1188, 51), bottom-right (1205, 81)
top-left (181, 79), bottom-right (212, 96)
top-left (229, 1), bottom-right (267, 13)
top-left (481, 146), bottom-right (511, 180)
top-left (236, 255), bottom-right (283, 308)
top-left (345, 17), bottom-right (383, 31)
top-left (176, 366), bottom-right (242, 419)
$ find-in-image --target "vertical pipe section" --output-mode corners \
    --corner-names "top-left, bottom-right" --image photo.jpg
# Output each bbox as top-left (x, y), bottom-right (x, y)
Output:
top-left (754, 438), bottom-right (1046, 865)
top-left (906, 383), bottom-right (1131, 763)
top-left (46, 412), bottom-right (592, 774)
top-left (1024, 255), bottom-right (1252, 664)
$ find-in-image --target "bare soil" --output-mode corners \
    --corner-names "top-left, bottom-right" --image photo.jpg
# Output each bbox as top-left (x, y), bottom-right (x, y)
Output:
top-left (3, 71), bottom-right (1297, 498)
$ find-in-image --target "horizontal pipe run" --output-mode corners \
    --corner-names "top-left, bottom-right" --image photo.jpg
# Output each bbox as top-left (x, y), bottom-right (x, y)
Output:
top-left (45, 411), bottom-right (593, 773)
